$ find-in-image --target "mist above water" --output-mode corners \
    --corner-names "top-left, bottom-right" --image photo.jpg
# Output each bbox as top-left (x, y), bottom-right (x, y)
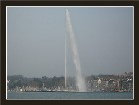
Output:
top-left (66, 9), bottom-right (86, 92)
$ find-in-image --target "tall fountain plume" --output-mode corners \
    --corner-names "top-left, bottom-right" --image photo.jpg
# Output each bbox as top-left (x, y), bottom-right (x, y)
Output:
top-left (66, 9), bottom-right (86, 92)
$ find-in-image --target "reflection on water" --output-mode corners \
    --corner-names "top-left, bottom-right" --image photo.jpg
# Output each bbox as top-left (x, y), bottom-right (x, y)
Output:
top-left (7, 91), bottom-right (133, 100)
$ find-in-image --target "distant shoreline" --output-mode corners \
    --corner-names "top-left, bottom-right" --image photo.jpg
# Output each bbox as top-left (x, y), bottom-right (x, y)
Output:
top-left (8, 90), bottom-right (133, 93)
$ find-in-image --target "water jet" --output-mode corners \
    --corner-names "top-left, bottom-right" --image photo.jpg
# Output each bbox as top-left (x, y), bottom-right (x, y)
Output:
top-left (65, 9), bottom-right (86, 92)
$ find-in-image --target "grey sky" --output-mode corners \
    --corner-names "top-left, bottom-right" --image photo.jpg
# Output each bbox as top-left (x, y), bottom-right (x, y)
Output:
top-left (7, 7), bottom-right (133, 78)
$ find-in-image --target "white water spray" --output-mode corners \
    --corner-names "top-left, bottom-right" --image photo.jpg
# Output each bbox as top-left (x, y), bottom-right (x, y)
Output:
top-left (66, 9), bottom-right (86, 92)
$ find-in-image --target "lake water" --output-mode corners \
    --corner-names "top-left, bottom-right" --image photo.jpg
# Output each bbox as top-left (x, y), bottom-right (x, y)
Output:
top-left (7, 91), bottom-right (133, 100)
